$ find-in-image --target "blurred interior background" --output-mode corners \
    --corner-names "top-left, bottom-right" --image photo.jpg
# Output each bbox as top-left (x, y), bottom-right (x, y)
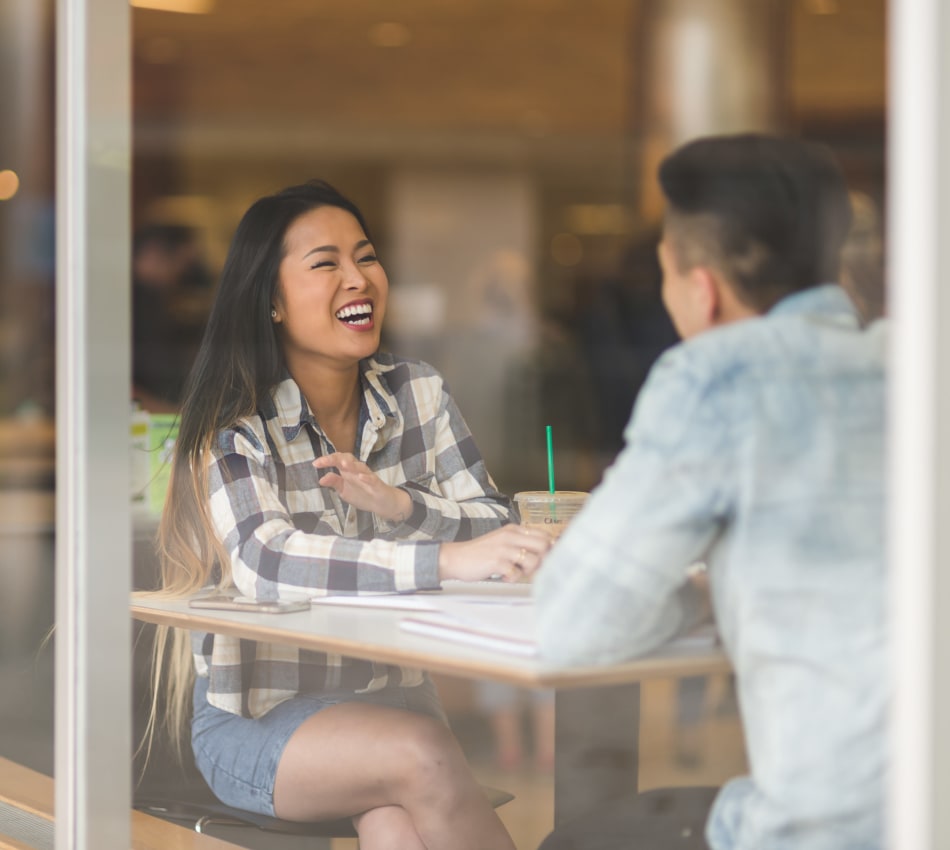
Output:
top-left (0, 1), bottom-right (886, 847)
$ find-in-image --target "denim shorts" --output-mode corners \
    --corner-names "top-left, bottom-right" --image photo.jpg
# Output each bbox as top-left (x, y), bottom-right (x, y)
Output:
top-left (191, 674), bottom-right (448, 817)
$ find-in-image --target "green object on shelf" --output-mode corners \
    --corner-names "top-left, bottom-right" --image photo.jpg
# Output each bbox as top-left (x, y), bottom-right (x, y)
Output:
top-left (147, 413), bottom-right (180, 517)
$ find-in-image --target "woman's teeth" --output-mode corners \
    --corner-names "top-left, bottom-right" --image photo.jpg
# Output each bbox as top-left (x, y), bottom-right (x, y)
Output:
top-left (336, 304), bottom-right (373, 325)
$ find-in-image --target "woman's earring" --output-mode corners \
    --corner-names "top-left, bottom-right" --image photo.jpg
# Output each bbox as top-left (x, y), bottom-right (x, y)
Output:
top-left (271, 308), bottom-right (278, 319)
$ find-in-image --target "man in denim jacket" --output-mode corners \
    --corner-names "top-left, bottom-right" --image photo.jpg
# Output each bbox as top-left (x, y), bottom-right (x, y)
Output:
top-left (533, 134), bottom-right (885, 850)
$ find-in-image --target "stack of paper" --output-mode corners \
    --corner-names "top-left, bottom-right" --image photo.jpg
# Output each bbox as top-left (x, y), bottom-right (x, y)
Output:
top-left (311, 584), bottom-right (718, 659)
top-left (400, 599), bottom-right (720, 659)
top-left (400, 598), bottom-right (538, 656)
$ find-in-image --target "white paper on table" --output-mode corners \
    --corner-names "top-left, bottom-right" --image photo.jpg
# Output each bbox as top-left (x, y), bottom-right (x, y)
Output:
top-left (311, 594), bottom-right (443, 612)
top-left (311, 579), bottom-right (532, 612)
top-left (400, 601), bottom-right (719, 659)
top-left (400, 605), bottom-right (538, 656)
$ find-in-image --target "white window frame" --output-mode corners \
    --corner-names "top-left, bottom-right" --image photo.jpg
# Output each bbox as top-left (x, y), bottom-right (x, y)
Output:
top-left (55, 0), bottom-right (131, 847)
top-left (888, 1), bottom-right (950, 848)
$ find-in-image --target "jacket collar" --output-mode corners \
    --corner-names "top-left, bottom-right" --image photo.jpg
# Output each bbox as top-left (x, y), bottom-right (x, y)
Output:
top-left (767, 284), bottom-right (859, 326)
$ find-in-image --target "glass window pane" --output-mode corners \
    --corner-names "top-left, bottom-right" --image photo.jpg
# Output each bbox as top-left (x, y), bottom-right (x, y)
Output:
top-left (0, 0), bottom-right (56, 778)
top-left (127, 4), bottom-right (886, 848)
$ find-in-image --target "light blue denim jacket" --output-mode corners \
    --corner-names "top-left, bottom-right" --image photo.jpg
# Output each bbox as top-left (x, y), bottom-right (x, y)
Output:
top-left (534, 285), bottom-right (886, 850)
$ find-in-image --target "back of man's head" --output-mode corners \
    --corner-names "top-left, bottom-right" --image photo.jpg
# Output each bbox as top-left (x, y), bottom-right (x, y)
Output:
top-left (658, 133), bottom-right (853, 312)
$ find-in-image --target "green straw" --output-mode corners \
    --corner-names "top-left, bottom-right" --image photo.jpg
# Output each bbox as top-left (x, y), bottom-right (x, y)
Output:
top-left (546, 425), bottom-right (555, 494)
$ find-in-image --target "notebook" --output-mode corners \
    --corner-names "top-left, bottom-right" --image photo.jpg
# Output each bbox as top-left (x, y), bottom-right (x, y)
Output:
top-left (400, 600), bottom-right (719, 659)
top-left (400, 599), bottom-right (538, 656)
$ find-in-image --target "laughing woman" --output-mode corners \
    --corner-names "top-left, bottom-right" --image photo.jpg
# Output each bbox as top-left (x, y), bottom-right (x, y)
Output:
top-left (149, 180), bottom-right (551, 850)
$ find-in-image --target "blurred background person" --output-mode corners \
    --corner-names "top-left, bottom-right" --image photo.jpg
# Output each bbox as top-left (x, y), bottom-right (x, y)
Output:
top-left (132, 223), bottom-right (212, 412)
top-left (578, 229), bottom-right (679, 458)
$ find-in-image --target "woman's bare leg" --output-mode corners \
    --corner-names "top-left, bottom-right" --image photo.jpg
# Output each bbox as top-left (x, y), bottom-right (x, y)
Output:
top-left (272, 701), bottom-right (515, 850)
top-left (353, 806), bottom-right (426, 850)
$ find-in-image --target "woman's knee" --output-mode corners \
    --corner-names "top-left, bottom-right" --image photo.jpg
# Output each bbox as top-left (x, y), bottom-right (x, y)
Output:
top-left (394, 714), bottom-right (469, 789)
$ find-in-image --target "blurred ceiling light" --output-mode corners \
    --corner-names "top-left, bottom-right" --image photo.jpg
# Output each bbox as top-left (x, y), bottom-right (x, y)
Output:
top-left (566, 203), bottom-right (632, 235)
top-left (368, 22), bottom-right (412, 48)
top-left (804, 0), bottom-right (839, 14)
top-left (0, 170), bottom-right (20, 201)
top-left (130, 0), bottom-right (214, 13)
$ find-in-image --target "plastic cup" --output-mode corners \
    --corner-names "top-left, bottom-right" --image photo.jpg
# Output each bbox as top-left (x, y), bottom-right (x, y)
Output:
top-left (513, 490), bottom-right (588, 541)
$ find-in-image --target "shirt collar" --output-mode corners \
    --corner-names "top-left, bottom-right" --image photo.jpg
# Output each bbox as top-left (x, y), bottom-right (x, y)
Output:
top-left (268, 355), bottom-right (399, 441)
top-left (359, 355), bottom-right (399, 431)
top-left (767, 284), bottom-right (859, 326)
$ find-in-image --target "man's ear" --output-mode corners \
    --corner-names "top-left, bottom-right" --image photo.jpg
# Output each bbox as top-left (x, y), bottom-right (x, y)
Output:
top-left (689, 266), bottom-right (722, 328)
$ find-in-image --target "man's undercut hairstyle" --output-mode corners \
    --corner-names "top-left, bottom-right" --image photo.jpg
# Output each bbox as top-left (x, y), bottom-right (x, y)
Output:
top-left (658, 133), bottom-right (853, 312)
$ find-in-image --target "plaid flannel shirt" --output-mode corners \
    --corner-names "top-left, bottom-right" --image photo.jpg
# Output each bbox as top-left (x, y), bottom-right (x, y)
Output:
top-left (192, 352), bottom-right (514, 717)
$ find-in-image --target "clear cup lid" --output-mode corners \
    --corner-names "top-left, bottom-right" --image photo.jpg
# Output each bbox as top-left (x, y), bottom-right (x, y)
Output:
top-left (513, 490), bottom-right (588, 505)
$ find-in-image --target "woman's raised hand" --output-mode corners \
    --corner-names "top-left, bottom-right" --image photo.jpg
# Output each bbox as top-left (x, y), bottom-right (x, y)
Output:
top-left (314, 454), bottom-right (554, 582)
top-left (438, 524), bottom-right (554, 584)
top-left (313, 453), bottom-right (412, 523)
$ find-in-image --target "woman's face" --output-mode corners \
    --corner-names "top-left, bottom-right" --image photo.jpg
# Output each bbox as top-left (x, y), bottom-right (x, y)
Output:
top-left (273, 205), bottom-right (388, 369)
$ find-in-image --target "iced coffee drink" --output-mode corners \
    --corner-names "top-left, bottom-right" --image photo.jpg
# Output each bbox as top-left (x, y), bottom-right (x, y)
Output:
top-left (513, 491), bottom-right (588, 541)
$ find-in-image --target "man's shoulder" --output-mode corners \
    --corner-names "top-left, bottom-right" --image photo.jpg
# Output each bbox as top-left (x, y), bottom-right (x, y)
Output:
top-left (652, 321), bottom-right (763, 391)
top-left (669, 297), bottom-right (884, 389)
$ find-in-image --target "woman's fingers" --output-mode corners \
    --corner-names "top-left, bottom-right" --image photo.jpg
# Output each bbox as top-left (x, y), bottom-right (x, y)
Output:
top-left (313, 455), bottom-right (406, 521)
top-left (519, 527), bottom-right (553, 575)
top-left (500, 540), bottom-right (547, 583)
top-left (492, 526), bottom-right (552, 581)
top-left (509, 540), bottom-right (546, 578)
top-left (313, 452), bottom-right (360, 471)
top-left (438, 525), bottom-right (553, 583)
top-left (317, 471), bottom-right (343, 490)
top-left (314, 454), bottom-right (372, 493)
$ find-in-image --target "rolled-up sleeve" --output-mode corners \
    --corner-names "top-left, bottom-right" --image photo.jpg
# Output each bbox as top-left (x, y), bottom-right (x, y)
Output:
top-left (208, 427), bottom-right (441, 600)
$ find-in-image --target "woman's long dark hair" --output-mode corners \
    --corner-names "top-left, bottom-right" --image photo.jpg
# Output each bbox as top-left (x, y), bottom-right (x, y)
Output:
top-left (178, 180), bottom-right (373, 481)
top-left (142, 180), bottom-right (372, 759)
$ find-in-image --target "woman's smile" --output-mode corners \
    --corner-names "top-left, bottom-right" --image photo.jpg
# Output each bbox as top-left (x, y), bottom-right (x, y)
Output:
top-left (335, 298), bottom-right (375, 330)
top-left (274, 205), bottom-right (389, 367)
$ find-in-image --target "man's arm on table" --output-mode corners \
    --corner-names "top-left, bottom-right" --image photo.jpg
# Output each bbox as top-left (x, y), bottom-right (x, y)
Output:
top-left (533, 347), bottom-right (731, 666)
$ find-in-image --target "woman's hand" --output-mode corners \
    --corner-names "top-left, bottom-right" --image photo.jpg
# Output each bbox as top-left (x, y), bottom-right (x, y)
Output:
top-left (313, 453), bottom-right (412, 523)
top-left (438, 525), bottom-right (554, 583)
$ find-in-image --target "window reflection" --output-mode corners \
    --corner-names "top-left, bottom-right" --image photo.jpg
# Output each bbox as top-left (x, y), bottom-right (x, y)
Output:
top-left (0, 1), bottom-right (886, 847)
top-left (0, 0), bottom-right (56, 778)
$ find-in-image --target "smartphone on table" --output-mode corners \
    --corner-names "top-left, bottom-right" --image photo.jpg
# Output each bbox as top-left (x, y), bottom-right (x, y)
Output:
top-left (188, 593), bottom-right (310, 614)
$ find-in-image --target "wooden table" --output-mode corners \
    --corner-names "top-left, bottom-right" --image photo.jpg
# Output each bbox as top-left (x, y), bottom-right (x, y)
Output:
top-left (132, 585), bottom-right (730, 827)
